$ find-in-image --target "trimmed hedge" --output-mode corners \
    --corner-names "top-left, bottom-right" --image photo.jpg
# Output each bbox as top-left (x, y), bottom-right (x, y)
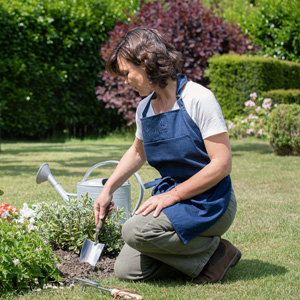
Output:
top-left (207, 54), bottom-right (300, 119)
top-left (0, 0), bottom-right (139, 139)
top-left (262, 89), bottom-right (300, 106)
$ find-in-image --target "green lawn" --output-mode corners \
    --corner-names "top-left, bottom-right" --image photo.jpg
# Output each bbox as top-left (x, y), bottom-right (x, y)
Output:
top-left (0, 137), bottom-right (299, 300)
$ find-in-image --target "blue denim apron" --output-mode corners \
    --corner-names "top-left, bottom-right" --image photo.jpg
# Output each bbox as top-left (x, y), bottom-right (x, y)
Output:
top-left (141, 75), bottom-right (231, 244)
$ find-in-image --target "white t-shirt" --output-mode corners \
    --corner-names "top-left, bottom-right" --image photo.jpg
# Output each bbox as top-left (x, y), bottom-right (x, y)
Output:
top-left (135, 81), bottom-right (227, 140)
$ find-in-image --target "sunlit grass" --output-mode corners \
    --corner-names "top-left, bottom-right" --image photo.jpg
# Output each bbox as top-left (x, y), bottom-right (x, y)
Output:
top-left (1, 137), bottom-right (299, 299)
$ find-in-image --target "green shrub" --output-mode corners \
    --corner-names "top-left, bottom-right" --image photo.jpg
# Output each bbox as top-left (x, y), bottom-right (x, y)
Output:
top-left (207, 54), bottom-right (300, 119)
top-left (34, 194), bottom-right (125, 255)
top-left (204, 0), bottom-right (300, 62)
top-left (268, 104), bottom-right (300, 156)
top-left (0, 0), bottom-right (139, 139)
top-left (0, 219), bottom-right (61, 296)
top-left (262, 89), bottom-right (300, 106)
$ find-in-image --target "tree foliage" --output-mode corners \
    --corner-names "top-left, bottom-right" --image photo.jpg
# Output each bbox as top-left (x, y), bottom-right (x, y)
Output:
top-left (97, 0), bottom-right (253, 126)
top-left (205, 0), bottom-right (300, 62)
top-left (0, 0), bottom-right (139, 139)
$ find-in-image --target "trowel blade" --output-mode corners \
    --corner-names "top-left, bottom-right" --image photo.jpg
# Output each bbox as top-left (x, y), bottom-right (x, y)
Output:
top-left (80, 238), bottom-right (105, 266)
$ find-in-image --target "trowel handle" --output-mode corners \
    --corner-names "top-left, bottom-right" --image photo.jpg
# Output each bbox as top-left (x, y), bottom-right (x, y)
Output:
top-left (96, 215), bottom-right (106, 231)
top-left (110, 289), bottom-right (143, 300)
top-left (96, 205), bottom-right (109, 231)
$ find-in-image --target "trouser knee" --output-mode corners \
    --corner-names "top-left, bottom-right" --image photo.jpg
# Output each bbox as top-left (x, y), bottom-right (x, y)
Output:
top-left (121, 215), bottom-right (144, 249)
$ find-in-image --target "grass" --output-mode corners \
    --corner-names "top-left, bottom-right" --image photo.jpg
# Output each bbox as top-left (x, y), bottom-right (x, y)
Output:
top-left (0, 137), bottom-right (299, 300)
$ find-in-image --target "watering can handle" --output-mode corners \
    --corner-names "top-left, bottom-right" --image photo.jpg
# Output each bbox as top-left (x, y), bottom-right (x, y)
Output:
top-left (81, 160), bottom-right (144, 215)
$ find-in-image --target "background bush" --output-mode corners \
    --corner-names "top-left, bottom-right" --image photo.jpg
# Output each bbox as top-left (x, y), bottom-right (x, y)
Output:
top-left (268, 104), bottom-right (300, 156)
top-left (0, 0), bottom-right (139, 139)
top-left (207, 54), bottom-right (300, 119)
top-left (97, 0), bottom-right (253, 126)
top-left (262, 89), bottom-right (300, 106)
top-left (0, 219), bottom-right (61, 296)
top-left (204, 0), bottom-right (300, 62)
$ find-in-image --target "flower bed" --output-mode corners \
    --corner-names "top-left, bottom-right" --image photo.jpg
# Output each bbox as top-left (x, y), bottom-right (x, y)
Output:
top-left (0, 193), bottom-right (123, 297)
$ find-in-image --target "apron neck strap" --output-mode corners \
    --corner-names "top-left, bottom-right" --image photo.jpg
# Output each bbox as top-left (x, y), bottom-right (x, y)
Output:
top-left (176, 74), bottom-right (188, 99)
top-left (142, 74), bottom-right (188, 117)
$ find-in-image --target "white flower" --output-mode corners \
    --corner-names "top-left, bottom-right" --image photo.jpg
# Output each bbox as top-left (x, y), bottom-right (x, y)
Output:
top-left (20, 203), bottom-right (36, 219)
top-left (28, 223), bottom-right (38, 232)
top-left (16, 216), bottom-right (25, 224)
top-left (13, 259), bottom-right (20, 266)
top-left (1, 211), bottom-right (10, 219)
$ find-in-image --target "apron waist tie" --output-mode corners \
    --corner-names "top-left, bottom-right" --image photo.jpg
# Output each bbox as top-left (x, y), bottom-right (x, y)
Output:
top-left (144, 176), bottom-right (180, 196)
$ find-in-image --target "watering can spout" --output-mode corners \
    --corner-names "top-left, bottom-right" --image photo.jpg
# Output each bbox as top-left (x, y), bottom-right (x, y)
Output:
top-left (36, 163), bottom-right (70, 204)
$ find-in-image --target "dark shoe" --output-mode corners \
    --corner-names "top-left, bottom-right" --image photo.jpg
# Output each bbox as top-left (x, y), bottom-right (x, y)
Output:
top-left (193, 239), bottom-right (241, 284)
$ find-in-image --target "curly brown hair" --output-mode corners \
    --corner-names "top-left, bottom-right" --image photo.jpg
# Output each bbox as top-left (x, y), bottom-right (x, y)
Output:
top-left (106, 28), bottom-right (182, 89)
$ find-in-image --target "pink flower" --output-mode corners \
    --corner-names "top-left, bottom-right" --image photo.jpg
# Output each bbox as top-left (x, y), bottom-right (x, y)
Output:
top-left (250, 92), bottom-right (258, 100)
top-left (255, 106), bottom-right (261, 112)
top-left (244, 100), bottom-right (256, 107)
top-left (241, 118), bottom-right (248, 123)
top-left (249, 113), bottom-right (259, 119)
top-left (246, 128), bottom-right (254, 135)
top-left (262, 98), bottom-right (272, 110)
top-left (228, 122), bottom-right (235, 130)
top-left (257, 129), bottom-right (263, 135)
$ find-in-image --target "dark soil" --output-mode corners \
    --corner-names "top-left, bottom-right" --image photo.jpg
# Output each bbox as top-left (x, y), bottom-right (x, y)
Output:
top-left (53, 249), bottom-right (116, 285)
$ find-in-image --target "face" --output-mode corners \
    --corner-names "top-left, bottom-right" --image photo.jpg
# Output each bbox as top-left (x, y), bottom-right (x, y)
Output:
top-left (117, 57), bottom-right (153, 97)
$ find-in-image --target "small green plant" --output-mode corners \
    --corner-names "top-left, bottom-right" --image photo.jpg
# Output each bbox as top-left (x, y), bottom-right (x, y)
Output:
top-left (268, 104), bottom-right (300, 156)
top-left (227, 92), bottom-right (277, 139)
top-left (34, 194), bottom-right (125, 255)
top-left (0, 219), bottom-right (61, 296)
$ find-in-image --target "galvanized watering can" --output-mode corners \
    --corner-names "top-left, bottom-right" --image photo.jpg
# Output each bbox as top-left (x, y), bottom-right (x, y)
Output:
top-left (36, 160), bottom-right (144, 220)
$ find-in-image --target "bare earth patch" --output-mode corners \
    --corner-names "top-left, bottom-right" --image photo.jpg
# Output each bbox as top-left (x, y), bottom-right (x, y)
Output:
top-left (53, 249), bottom-right (116, 284)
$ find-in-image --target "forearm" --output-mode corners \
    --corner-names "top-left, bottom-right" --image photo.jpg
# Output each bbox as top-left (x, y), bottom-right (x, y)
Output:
top-left (95, 138), bottom-right (146, 221)
top-left (170, 158), bottom-right (231, 202)
top-left (136, 150), bottom-right (231, 218)
top-left (171, 132), bottom-right (232, 201)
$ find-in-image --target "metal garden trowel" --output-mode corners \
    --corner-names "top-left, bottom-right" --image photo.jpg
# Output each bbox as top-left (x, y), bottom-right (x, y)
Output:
top-left (80, 215), bottom-right (106, 266)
